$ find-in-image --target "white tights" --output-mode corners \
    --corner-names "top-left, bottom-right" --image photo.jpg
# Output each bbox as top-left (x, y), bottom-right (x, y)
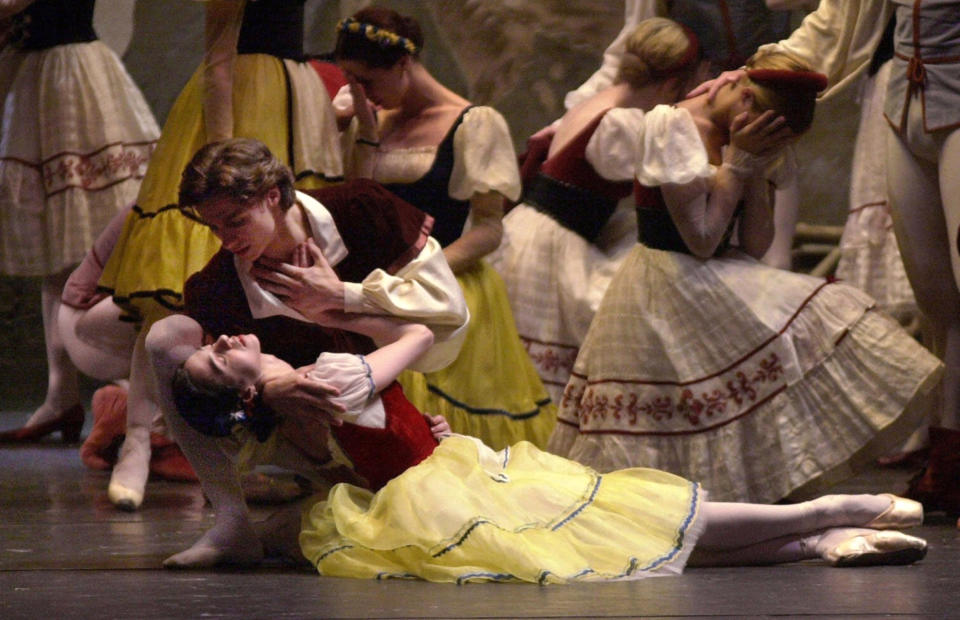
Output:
top-left (885, 104), bottom-right (960, 429)
top-left (689, 495), bottom-right (892, 566)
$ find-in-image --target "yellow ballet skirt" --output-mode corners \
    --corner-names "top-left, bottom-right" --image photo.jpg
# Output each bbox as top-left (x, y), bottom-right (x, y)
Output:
top-left (300, 435), bottom-right (705, 584)
top-left (398, 260), bottom-right (556, 450)
top-left (98, 54), bottom-right (336, 328)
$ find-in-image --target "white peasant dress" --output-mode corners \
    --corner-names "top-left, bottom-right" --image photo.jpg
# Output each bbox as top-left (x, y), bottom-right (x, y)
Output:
top-left (491, 109), bottom-right (641, 404)
top-left (550, 105), bottom-right (942, 503)
top-left (0, 21), bottom-right (159, 276)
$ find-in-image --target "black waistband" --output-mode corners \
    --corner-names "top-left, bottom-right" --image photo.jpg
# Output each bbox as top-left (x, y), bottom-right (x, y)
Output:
top-left (12, 3), bottom-right (97, 51)
top-left (636, 207), bottom-right (692, 254)
top-left (523, 173), bottom-right (618, 242)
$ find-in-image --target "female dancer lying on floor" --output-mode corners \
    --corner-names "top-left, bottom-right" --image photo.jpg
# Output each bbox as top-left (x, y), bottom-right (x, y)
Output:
top-left (154, 304), bottom-right (928, 581)
top-left (149, 305), bottom-right (448, 569)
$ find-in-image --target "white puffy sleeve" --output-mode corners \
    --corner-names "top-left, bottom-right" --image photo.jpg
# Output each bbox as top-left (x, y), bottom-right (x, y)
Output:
top-left (585, 107), bottom-right (647, 182)
top-left (449, 106), bottom-right (522, 202)
top-left (635, 105), bottom-right (713, 188)
top-left (344, 236), bottom-right (469, 374)
top-left (307, 352), bottom-right (385, 428)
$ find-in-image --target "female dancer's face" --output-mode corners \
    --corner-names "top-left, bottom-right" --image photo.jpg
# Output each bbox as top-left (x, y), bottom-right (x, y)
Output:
top-left (184, 333), bottom-right (262, 392)
top-left (339, 58), bottom-right (407, 109)
top-left (197, 187), bottom-right (280, 262)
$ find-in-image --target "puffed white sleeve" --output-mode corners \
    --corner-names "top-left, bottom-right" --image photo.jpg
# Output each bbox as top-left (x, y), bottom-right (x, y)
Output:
top-left (584, 107), bottom-right (647, 182)
top-left (342, 236), bottom-right (469, 373)
top-left (449, 106), bottom-right (522, 203)
top-left (635, 105), bottom-right (713, 188)
top-left (757, 0), bottom-right (894, 100)
top-left (307, 353), bottom-right (385, 428)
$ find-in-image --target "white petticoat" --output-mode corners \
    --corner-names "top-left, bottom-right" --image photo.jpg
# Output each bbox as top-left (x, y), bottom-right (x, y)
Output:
top-left (551, 243), bottom-right (942, 503)
top-left (0, 40), bottom-right (159, 275)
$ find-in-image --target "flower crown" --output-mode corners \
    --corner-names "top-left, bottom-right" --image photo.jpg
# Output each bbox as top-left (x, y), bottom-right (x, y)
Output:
top-left (336, 17), bottom-right (419, 55)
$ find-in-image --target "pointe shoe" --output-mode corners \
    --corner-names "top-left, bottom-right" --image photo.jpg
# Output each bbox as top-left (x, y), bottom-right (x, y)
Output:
top-left (824, 531), bottom-right (928, 567)
top-left (864, 494), bottom-right (924, 530)
top-left (0, 404), bottom-right (85, 444)
top-left (80, 385), bottom-right (128, 470)
top-left (108, 480), bottom-right (144, 512)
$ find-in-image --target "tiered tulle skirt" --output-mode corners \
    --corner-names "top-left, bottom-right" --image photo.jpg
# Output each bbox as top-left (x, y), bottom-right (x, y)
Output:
top-left (0, 41), bottom-right (159, 276)
top-left (550, 244), bottom-right (942, 503)
top-left (300, 435), bottom-right (705, 583)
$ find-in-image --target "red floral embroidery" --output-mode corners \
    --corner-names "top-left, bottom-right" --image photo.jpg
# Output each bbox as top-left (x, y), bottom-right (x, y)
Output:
top-left (522, 339), bottom-right (578, 377)
top-left (41, 142), bottom-right (155, 196)
top-left (568, 351), bottom-right (785, 431)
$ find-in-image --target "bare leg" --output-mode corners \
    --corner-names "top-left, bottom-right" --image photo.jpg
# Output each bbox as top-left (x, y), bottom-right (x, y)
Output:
top-left (256, 501), bottom-right (313, 566)
top-left (108, 332), bottom-right (157, 510)
top-left (27, 267), bottom-right (80, 428)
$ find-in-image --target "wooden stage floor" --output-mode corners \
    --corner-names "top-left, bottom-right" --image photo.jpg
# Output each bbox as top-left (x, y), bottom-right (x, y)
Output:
top-left (2, 411), bottom-right (959, 619)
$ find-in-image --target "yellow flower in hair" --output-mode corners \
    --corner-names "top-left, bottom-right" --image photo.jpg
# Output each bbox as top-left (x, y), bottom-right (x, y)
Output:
top-left (336, 17), bottom-right (419, 54)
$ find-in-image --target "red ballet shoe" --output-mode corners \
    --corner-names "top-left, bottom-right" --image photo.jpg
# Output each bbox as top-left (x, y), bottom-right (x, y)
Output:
top-left (0, 404), bottom-right (85, 444)
top-left (905, 426), bottom-right (960, 514)
top-left (80, 385), bottom-right (128, 470)
top-left (149, 436), bottom-right (198, 482)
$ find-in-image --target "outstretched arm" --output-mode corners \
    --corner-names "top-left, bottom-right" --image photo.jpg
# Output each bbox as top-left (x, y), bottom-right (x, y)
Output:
top-left (314, 312), bottom-right (434, 394)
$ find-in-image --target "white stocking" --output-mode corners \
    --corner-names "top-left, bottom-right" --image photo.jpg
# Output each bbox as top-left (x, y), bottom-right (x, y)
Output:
top-left (886, 122), bottom-right (960, 428)
top-left (107, 332), bottom-right (158, 510)
top-left (695, 495), bottom-right (892, 550)
top-left (162, 390), bottom-right (262, 568)
top-left (28, 268), bottom-right (80, 427)
top-left (59, 298), bottom-right (136, 382)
